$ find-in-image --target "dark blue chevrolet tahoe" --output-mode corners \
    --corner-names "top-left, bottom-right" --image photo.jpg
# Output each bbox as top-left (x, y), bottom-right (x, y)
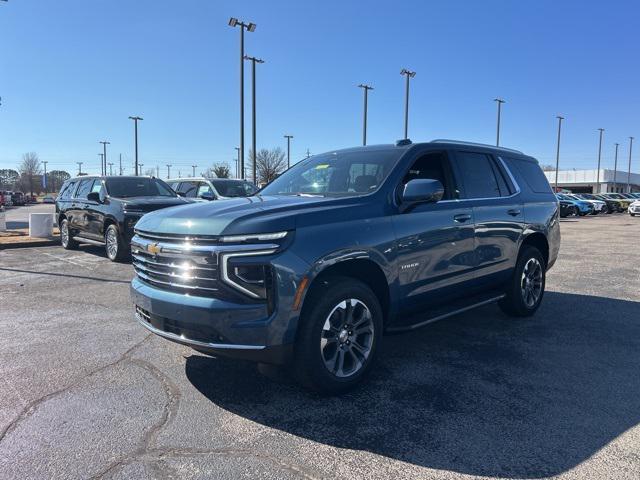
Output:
top-left (131, 140), bottom-right (560, 393)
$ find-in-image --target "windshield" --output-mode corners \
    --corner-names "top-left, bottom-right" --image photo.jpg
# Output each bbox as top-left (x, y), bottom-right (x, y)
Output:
top-left (105, 178), bottom-right (176, 198)
top-left (606, 193), bottom-right (622, 199)
top-left (211, 180), bottom-right (258, 197)
top-left (260, 149), bottom-right (402, 197)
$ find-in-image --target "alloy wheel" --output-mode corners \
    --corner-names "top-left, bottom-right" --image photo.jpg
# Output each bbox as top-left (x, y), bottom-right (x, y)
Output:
top-left (320, 299), bottom-right (375, 378)
top-left (521, 258), bottom-right (543, 308)
top-left (106, 228), bottom-right (118, 259)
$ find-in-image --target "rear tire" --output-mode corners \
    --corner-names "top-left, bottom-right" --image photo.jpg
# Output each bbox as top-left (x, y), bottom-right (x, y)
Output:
top-left (499, 246), bottom-right (546, 317)
top-left (60, 219), bottom-right (78, 250)
top-left (293, 277), bottom-right (383, 394)
top-left (105, 224), bottom-right (128, 262)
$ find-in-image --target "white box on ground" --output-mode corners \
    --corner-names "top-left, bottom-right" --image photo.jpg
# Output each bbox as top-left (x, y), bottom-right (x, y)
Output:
top-left (29, 213), bottom-right (54, 238)
top-left (0, 211), bottom-right (5, 231)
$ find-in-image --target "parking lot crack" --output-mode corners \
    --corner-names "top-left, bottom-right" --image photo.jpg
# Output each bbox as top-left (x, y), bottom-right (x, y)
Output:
top-left (0, 333), bottom-right (152, 444)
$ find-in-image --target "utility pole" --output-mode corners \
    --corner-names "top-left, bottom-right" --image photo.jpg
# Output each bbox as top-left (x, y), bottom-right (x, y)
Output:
top-left (284, 135), bottom-right (293, 169)
top-left (156, 165), bottom-right (160, 177)
top-left (596, 128), bottom-right (604, 193)
top-left (244, 55), bottom-right (264, 185)
top-left (77, 162), bottom-right (83, 175)
top-left (627, 136), bottom-right (634, 193)
top-left (494, 98), bottom-right (506, 146)
top-left (554, 116), bottom-right (564, 191)
top-left (166, 164), bottom-right (172, 179)
top-left (99, 141), bottom-right (110, 176)
top-left (229, 18), bottom-right (257, 180)
top-left (613, 143), bottom-right (619, 192)
top-left (129, 116), bottom-right (143, 176)
top-left (358, 84), bottom-right (373, 146)
top-left (234, 147), bottom-right (240, 178)
top-left (98, 153), bottom-right (104, 174)
top-left (42, 160), bottom-right (48, 194)
top-left (192, 165), bottom-right (197, 177)
top-left (119, 153), bottom-right (123, 175)
top-left (400, 69), bottom-right (416, 139)
top-left (108, 162), bottom-right (114, 176)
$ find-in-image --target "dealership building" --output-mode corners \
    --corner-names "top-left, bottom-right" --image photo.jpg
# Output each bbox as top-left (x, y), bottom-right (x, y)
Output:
top-left (543, 169), bottom-right (640, 193)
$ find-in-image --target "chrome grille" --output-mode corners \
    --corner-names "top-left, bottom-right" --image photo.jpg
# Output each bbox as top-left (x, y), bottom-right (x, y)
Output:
top-left (131, 232), bottom-right (219, 296)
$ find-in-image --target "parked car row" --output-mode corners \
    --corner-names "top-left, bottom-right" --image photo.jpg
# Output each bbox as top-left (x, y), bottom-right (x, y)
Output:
top-left (0, 190), bottom-right (46, 207)
top-left (556, 192), bottom-right (640, 217)
top-left (58, 139), bottom-right (563, 393)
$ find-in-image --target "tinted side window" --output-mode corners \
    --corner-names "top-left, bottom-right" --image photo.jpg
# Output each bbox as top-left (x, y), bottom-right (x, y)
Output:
top-left (178, 181), bottom-right (198, 198)
top-left (75, 179), bottom-right (94, 199)
top-left (59, 181), bottom-right (77, 199)
top-left (503, 157), bottom-right (552, 194)
top-left (197, 182), bottom-right (213, 197)
top-left (402, 152), bottom-right (456, 200)
top-left (456, 152), bottom-right (501, 199)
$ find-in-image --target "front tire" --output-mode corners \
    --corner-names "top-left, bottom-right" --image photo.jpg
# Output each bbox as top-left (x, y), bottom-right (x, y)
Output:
top-left (60, 219), bottom-right (78, 250)
top-left (105, 224), bottom-right (128, 262)
top-left (499, 246), bottom-right (546, 317)
top-left (293, 277), bottom-right (383, 394)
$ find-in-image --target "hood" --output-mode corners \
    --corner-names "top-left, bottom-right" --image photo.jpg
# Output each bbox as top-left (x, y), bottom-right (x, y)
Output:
top-left (134, 194), bottom-right (360, 236)
top-left (120, 196), bottom-right (194, 213)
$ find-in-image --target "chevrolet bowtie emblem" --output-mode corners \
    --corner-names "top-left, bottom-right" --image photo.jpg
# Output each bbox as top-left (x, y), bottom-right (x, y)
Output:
top-left (147, 243), bottom-right (161, 255)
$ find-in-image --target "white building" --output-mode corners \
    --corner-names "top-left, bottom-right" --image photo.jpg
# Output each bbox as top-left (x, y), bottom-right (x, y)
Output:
top-left (543, 169), bottom-right (640, 193)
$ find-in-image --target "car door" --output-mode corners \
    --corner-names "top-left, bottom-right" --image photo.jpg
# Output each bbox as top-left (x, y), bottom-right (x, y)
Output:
top-left (57, 180), bottom-right (78, 223)
top-left (452, 150), bottom-right (524, 288)
top-left (70, 179), bottom-right (94, 234)
top-left (392, 149), bottom-right (477, 314)
top-left (85, 179), bottom-right (107, 240)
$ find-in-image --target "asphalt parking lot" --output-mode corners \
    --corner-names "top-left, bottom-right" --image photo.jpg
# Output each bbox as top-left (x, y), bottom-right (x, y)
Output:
top-left (1, 214), bottom-right (639, 479)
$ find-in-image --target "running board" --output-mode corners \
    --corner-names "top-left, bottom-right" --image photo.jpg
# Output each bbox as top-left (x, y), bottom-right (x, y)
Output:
top-left (72, 236), bottom-right (105, 246)
top-left (387, 294), bottom-right (505, 333)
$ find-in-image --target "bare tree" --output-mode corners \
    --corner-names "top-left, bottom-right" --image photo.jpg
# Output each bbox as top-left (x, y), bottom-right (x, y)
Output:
top-left (19, 152), bottom-right (42, 196)
top-left (202, 162), bottom-right (231, 179)
top-left (540, 164), bottom-right (556, 172)
top-left (249, 148), bottom-right (287, 185)
top-left (48, 170), bottom-right (70, 193)
top-left (0, 169), bottom-right (20, 190)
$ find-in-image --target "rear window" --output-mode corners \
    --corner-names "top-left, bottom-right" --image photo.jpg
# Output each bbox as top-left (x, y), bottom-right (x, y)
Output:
top-left (105, 178), bottom-right (176, 198)
top-left (502, 157), bottom-right (552, 194)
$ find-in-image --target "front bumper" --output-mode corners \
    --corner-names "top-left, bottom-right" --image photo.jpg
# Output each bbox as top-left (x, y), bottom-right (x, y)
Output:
top-left (629, 204), bottom-right (640, 214)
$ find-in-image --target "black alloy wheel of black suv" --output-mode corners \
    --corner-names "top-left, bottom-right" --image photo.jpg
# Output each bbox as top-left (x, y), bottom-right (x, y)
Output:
top-left (56, 176), bottom-right (190, 262)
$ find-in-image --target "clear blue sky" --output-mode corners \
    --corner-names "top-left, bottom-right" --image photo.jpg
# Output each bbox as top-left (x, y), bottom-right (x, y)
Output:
top-left (1, 0), bottom-right (639, 177)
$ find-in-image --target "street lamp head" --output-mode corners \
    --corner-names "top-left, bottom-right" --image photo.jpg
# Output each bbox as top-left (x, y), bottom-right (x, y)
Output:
top-left (247, 22), bottom-right (256, 32)
top-left (556, 115), bottom-right (565, 120)
top-left (598, 128), bottom-right (605, 132)
top-left (494, 98), bottom-right (505, 104)
top-left (400, 69), bottom-right (416, 77)
top-left (358, 84), bottom-right (374, 90)
top-left (129, 116), bottom-right (143, 121)
top-left (228, 17), bottom-right (238, 27)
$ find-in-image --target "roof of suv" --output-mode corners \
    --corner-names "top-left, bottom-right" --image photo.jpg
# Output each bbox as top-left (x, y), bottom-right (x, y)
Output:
top-left (167, 177), bottom-right (250, 182)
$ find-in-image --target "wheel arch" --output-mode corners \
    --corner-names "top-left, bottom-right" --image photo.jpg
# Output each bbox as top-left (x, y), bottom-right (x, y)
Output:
top-left (520, 232), bottom-right (549, 267)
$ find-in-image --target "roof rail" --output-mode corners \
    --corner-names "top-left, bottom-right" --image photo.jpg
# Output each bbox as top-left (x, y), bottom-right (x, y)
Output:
top-left (430, 139), bottom-right (523, 155)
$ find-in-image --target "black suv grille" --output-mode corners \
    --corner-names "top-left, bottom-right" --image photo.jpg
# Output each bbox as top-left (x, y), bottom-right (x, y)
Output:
top-left (131, 231), bottom-right (219, 296)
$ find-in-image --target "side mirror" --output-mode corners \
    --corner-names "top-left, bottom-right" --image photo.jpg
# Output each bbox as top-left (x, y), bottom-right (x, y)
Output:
top-left (87, 191), bottom-right (101, 203)
top-left (176, 191), bottom-right (185, 197)
top-left (199, 191), bottom-right (215, 201)
top-left (401, 179), bottom-right (444, 211)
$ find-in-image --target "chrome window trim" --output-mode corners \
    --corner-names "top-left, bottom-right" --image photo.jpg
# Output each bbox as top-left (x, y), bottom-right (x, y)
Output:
top-left (135, 308), bottom-right (265, 350)
top-left (220, 249), bottom-right (277, 299)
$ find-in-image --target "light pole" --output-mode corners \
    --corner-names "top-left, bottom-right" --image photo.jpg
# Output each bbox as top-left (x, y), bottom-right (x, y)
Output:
top-left (42, 160), bottom-right (48, 194)
top-left (400, 69), bottom-right (416, 139)
top-left (554, 115), bottom-right (564, 191)
top-left (358, 84), bottom-right (373, 146)
top-left (596, 128), bottom-right (604, 193)
top-left (129, 116), bottom-right (143, 176)
top-left (244, 55), bottom-right (264, 185)
top-left (494, 98), bottom-right (506, 146)
top-left (77, 162), bottom-right (83, 175)
top-left (234, 147), bottom-right (240, 178)
top-left (166, 164), bottom-right (172, 179)
top-left (627, 136), bottom-right (634, 193)
top-left (99, 141), bottom-right (110, 175)
top-left (229, 18), bottom-right (256, 180)
top-left (612, 143), bottom-right (619, 193)
top-left (98, 153), bottom-right (104, 174)
top-left (119, 153), bottom-right (123, 175)
top-left (284, 135), bottom-right (293, 169)
top-left (108, 162), bottom-right (113, 176)
top-left (192, 165), bottom-right (197, 177)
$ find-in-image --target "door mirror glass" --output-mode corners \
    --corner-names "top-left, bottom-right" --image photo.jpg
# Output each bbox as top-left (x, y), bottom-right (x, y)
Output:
top-left (199, 191), bottom-right (215, 201)
top-left (402, 179), bottom-right (444, 204)
top-left (87, 191), bottom-right (101, 203)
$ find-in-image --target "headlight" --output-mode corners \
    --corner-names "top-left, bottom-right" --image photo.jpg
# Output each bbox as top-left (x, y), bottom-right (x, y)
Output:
top-left (220, 231), bottom-right (288, 243)
top-left (220, 249), bottom-right (277, 300)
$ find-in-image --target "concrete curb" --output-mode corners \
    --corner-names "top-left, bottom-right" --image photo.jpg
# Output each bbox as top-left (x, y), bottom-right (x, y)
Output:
top-left (0, 239), bottom-right (60, 250)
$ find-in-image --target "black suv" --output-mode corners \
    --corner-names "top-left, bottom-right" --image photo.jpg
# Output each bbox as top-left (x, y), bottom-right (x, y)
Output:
top-left (131, 140), bottom-right (560, 393)
top-left (56, 176), bottom-right (191, 261)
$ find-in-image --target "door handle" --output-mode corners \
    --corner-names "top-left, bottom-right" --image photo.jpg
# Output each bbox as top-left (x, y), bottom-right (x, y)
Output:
top-left (507, 209), bottom-right (522, 216)
top-left (453, 214), bottom-right (472, 223)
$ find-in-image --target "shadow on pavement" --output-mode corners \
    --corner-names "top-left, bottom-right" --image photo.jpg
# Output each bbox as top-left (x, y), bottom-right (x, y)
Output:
top-left (185, 291), bottom-right (640, 478)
